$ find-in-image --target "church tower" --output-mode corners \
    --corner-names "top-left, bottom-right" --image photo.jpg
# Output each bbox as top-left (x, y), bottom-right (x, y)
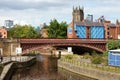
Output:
top-left (72, 6), bottom-right (84, 22)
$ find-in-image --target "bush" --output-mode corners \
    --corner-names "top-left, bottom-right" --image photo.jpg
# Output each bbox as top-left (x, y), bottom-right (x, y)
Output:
top-left (103, 51), bottom-right (108, 57)
top-left (102, 51), bottom-right (108, 65)
top-left (91, 51), bottom-right (97, 58)
top-left (91, 56), bottom-right (102, 64)
top-left (84, 52), bottom-right (91, 59)
top-left (64, 54), bottom-right (73, 59)
top-left (108, 40), bottom-right (120, 50)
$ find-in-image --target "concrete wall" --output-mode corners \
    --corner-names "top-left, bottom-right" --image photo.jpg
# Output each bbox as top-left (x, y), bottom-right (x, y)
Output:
top-left (58, 61), bottom-right (120, 80)
top-left (1, 57), bottom-right (36, 80)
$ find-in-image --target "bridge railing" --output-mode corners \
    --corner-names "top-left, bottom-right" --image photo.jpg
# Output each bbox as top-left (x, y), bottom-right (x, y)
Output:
top-left (20, 39), bottom-right (107, 44)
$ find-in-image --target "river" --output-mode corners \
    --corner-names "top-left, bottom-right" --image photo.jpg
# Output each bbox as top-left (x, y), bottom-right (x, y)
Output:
top-left (11, 55), bottom-right (97, 80)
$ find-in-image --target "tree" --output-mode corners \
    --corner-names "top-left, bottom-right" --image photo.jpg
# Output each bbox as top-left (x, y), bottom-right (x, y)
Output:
top-left (8, 24), bottom-right (40, 38)
top-left (47, 19), bottom-right (68, 38)
top-left (108, 40), bottom-right (120, 50)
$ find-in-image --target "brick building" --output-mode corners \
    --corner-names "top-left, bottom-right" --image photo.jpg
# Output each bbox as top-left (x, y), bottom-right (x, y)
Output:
top-left (67, 6), bottom-right (120, 39)
top-left (104, 20), bottom-right (120, 39)
top-left (0, 27), bottom-right (7, 38)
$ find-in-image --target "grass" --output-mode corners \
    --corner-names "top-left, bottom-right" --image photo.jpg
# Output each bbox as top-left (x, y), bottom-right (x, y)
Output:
top-left (60, 54), bottom-right (120, 74)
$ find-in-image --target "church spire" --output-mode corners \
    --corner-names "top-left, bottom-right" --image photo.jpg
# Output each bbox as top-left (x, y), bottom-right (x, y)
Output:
top-left (72, 6), bottom-right (84, 22)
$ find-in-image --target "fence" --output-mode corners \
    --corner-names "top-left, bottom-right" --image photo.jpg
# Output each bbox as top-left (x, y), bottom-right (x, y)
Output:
top-left (60, 58), bottom-right (120, 74)
top-left (0, 56), bottom-right (34, 65)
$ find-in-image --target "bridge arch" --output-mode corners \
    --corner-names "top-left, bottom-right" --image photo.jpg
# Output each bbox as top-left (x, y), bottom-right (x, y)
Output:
top-left (53, 44), bottom-right (104, 54)
top-left (20, 39), bottom-right (107, 54)
top-left (22, 44), bottom-right (103, 54)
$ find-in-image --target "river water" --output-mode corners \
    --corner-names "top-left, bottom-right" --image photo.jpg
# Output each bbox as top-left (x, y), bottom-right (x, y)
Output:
top-left (11, 55), bottom-right (97, 80)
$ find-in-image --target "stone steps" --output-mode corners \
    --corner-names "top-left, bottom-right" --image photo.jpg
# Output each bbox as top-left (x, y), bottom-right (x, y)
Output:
top-left (0, 63), bottom-right (13, 80)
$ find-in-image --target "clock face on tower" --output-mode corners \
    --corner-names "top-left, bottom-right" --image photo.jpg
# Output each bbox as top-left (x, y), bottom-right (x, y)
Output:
top-left (68, 27), bottom-right (72, 34)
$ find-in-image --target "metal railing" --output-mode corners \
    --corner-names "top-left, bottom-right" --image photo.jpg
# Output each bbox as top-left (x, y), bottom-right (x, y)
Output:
top-left (0, 56), bottom-right (33, 64)
top-left (60, 58), bottom-right (120, 74)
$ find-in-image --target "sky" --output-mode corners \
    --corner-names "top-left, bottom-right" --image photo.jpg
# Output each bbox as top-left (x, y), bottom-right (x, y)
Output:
top-left (0, 0), bottom-right (120, 27)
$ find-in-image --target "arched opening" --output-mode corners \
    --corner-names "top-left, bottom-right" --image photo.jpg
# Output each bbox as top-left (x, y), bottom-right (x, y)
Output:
top-left (72, 46), bottom-right (102, 55)
top-left (54, 45), bottom-right (103, 55)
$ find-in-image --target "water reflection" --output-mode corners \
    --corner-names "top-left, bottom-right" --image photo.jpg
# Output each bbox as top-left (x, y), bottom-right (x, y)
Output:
top-left (11, 55), bottom-right (96, 80)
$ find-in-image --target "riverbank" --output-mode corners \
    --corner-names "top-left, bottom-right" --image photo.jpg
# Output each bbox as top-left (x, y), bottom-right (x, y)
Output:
top-left (58, 60), bottom-right (120, 80)
top-left (0, 56), bottom-right (36, 80)
top-left (11, 54), bottom-right (96, 80)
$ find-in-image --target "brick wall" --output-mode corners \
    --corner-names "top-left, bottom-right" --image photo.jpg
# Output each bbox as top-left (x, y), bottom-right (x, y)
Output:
top-left (0, 28), bottom-right (7, 38)
top-left (67, 20), bottom-right (77, 38)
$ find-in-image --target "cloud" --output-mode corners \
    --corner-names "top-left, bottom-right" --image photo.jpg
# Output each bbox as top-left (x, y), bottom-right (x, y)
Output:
top-left (0, 0), bottom-right (71, 10)
top-left (0, 0), bottom-right (120, 26)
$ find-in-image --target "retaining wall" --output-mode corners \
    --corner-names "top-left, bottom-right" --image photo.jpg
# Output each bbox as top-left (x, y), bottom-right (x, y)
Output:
top-left (58, 61), bottom-right (120, 80)
top-left (1, 57), bottom-right (36, 80)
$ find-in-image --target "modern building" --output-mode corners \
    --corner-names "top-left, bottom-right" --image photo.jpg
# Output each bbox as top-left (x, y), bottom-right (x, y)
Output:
top-left (68, 20), bottom-right (104, 39)
top-left (67, 6), bottom-right (120, 39)
top-left (4, 20), bottom-right (13, 28)
top-left (108, 49), bottom-right (120, 66)
top-left (86, 14), bottom-right (93, 22)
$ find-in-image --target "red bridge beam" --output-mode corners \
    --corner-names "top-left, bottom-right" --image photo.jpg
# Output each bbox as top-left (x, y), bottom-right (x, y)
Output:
top-left (20, 39), bottom-right (107, 44)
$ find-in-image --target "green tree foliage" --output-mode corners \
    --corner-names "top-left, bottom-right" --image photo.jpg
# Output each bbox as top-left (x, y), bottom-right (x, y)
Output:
top-left (47, 19), bottom-right (68, 38)
top-left (84, 52), bottom-right (91, 59)
top-left (64, 54), bottom-right (73, 59)
top-left (8, 25), bottom-right (40, 38)
top-left (108, 40), bottom-right (120, 50)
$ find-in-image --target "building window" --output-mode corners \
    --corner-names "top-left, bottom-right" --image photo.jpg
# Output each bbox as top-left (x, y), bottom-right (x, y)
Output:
top-left (4, 32), bottom-right (6, 34)
top-left (107, 32), bottom-right (110, 35)
top-left (107, 27), bottom-right (110, 30)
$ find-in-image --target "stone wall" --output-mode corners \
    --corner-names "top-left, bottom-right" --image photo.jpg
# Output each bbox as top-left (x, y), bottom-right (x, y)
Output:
top-left (58, 61), bottom-right (120, 80)
top-left (1, 57), bottom-right (36, 80)
top-left (0, 39), bottom-right (20, 56)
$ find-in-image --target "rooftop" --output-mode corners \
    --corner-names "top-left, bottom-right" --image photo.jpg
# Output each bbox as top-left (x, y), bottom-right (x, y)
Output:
top-left (75, 21), bottom-right (104, 26)
top-left (109, 49), bottom-right (120, 53)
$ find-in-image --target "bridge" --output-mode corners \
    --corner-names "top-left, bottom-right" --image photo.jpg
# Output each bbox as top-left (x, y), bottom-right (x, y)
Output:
top-left (20, 39), bottom-right (107, 54)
